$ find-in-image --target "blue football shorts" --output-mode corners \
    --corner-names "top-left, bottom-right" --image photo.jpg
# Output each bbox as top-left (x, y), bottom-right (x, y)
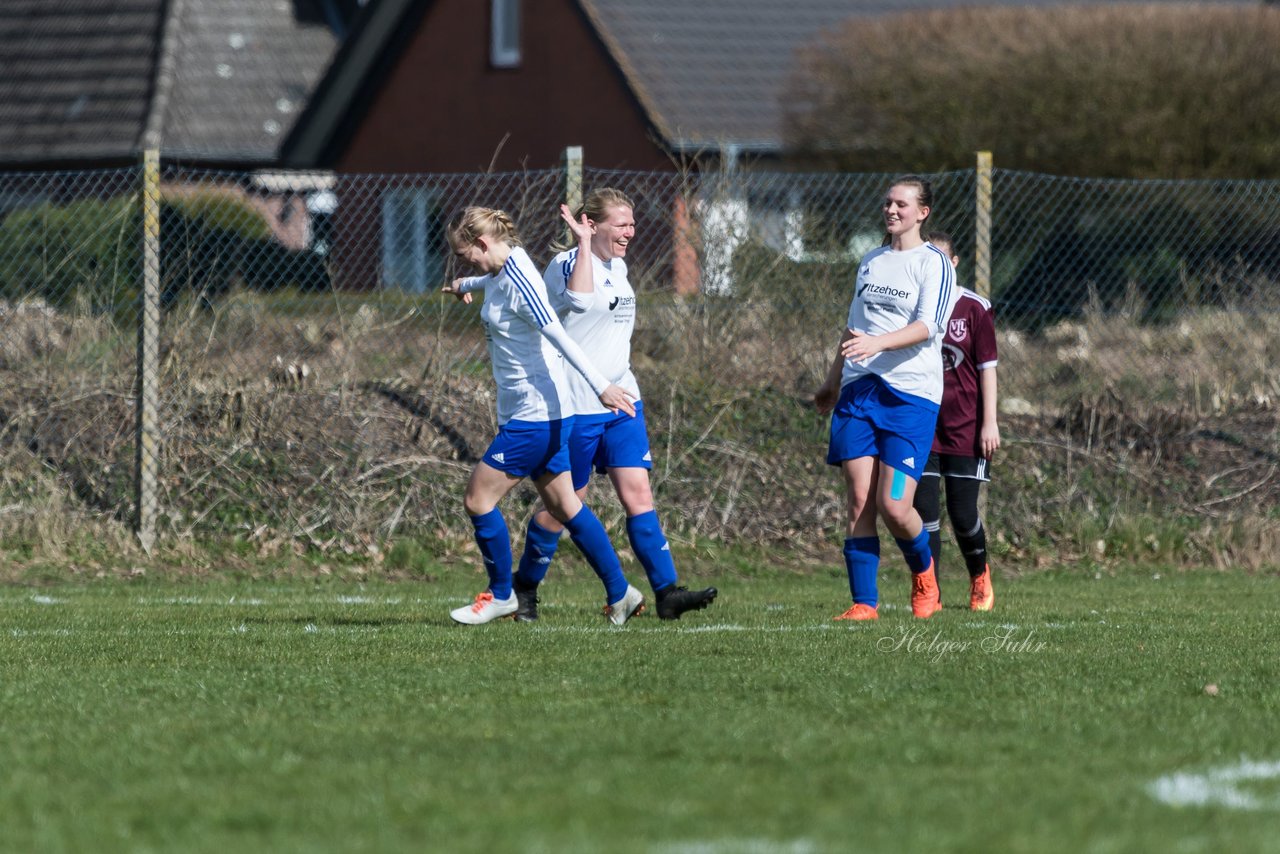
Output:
top-left (482, 417), bottom-right (576, 480)
top-left (826, 375), bottom-right (939, 482)
top-left (568, 400), bottom-right (652, 491)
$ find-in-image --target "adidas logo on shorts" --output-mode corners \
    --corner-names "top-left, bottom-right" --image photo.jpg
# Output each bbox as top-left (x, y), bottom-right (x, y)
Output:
top-left (642, 451), bottom-right (652, 462)
top-left (903, 456), bottom-right (915, 469)
top-left (491, 452), bottom-right (505, 464)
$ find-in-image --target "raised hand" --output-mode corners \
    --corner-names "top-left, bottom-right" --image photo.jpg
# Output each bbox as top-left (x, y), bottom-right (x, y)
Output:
top-left (559, 204), bottom-right (593, 245)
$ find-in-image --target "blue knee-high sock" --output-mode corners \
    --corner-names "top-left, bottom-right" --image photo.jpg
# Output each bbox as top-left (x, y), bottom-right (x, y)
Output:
top-left (514, 517), bottom-right (562, 588)
top-left (564, 505), bottom-right (628, 604)
top-left (469, 508), bottom-right (513, 599)
top-left (844, 536), bottom-right (880, 607)
top-left (626, 510), bottom-right (678, 594)
top-left (896, 529), bottom-right (934, 575)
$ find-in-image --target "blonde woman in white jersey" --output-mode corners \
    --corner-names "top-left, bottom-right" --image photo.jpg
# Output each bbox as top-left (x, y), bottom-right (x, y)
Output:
top-left (440, 207), bottom-right (645, 626)
top-left (814, 176), bottom-right (958, 621)
top-left (510, 189), bottom-right (717, 622)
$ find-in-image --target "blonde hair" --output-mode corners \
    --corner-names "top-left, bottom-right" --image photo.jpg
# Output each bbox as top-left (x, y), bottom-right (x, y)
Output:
top-left (551, 187), bottom-right (635, 251)
top-left (447, 206), bottom-right (523, 250)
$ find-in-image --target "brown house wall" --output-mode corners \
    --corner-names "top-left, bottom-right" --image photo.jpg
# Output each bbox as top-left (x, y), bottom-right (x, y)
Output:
top-left (327, 0), bottom-right (683, 292)
top-left (337, 0), bottom-right (671, 174)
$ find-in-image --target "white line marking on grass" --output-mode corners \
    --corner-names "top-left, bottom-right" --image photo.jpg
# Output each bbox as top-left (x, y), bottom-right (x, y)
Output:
top-left (657, 839), bottom-right (816, 853)
top-left (30, 595), bottom-right (64, 605)
top-left (522, 623), bottom-right (839, 635)
top-left (1149, 758), bottom-right (1280, 811)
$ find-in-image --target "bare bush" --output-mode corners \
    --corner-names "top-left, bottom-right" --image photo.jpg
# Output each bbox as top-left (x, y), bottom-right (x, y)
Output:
top-left (786, 4), bottom-right (1280, 178)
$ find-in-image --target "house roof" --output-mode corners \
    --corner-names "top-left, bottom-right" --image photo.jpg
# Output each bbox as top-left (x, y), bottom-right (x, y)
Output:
top-left (0, 0), bottom-right (342, 168)
top-left (0, 0), bottom-right (164, 166)
top-left (580, 0), bottom-right (1257, 156)
top-left (580, 0), bottom-right (860, 154)
top-left (283, 0), bottom-right (1260, 167)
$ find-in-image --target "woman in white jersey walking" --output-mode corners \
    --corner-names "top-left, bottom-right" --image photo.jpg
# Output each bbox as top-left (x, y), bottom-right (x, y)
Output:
top-left (440, 207), bottom-right (645, 626)
top-left (509, 189), bottom-right (718, 621)
top-left (814, 176), bottom-right (958, 621)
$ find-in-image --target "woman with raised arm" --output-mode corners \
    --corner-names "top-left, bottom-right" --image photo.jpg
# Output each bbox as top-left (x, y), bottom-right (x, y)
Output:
top-left (510, 189), bottom-right (718, 622)
top-left (440, 207), bottom-right (644, 626)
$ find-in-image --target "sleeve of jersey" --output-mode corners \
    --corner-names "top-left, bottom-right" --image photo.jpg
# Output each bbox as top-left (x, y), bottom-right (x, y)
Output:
top-left (974, 303), bottom-right (999, 370)
top-left (506, 250), bottom-right (560, 329)
top-left (540, 321), bottom-right (611, 395)
top-left (550, 250), bottom-right (592, 313)
top-left (913, 250), bottom-right (955, 336)
top-left (455, 275), bottom-right (488, 294)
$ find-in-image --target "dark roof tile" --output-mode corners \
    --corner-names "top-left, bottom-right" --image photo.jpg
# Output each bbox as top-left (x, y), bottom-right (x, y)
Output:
top-left (0, 0), bottom-right (339, 167)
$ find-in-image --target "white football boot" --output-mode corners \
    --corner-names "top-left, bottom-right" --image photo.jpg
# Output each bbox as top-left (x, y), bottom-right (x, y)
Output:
top-left (604, 584), bottom-right (645, 626)
top-left (450, 591), bottom-right (518, 625)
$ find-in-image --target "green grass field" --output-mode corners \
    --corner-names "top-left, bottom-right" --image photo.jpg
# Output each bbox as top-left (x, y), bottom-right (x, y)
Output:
top-left (2, 568), bottom-right (1279, 853)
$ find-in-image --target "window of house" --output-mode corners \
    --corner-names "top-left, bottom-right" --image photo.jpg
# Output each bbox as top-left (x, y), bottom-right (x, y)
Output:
top-left (381, 188), bottom-right (445, 292)
top-left (490, 0), bottom-right (520, 68)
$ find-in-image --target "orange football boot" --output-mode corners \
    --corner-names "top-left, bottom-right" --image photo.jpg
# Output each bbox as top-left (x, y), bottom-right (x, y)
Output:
top-left (969, 566), bottom-right (994, 612)
top-left (910, 562), bottom-right (942, 618)
top-left (834, 603), bottom-right (879, 621)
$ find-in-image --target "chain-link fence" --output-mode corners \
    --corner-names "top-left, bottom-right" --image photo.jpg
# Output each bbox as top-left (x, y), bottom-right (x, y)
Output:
top-left (2, 156), bottom-right (1278, 558)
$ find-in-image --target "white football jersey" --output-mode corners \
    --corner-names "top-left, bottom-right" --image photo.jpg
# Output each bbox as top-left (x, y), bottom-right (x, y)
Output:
top-left (841, 241), bottom-right (958, 405)
top-left (545, 248), bottom-right (642, 416)
top-left (477, 247), bottom-right (572, 424)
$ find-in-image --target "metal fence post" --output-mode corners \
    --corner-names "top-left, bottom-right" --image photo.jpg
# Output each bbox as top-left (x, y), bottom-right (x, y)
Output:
top-left (135, 148), bottom-right (161, 552)
top-left (975, 150), bottom-right (993, 299)
top-left (562, 145), bottom-right (583, 213)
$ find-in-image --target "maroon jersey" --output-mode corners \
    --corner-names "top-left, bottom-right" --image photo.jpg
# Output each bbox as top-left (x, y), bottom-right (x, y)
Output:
top-left (934, 289), bottom-right (998, 457)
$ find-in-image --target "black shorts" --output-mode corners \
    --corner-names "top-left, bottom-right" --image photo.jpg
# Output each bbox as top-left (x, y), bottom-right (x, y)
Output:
top-left (921, 452), bottom-right (991, 482)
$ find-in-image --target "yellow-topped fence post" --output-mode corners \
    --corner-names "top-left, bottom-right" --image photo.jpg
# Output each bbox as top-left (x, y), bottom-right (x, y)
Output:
top-left (975, 151), bottom-right (993, 299)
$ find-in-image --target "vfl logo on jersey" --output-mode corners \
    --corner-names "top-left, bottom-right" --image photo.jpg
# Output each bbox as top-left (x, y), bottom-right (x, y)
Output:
top-left (490, 452), bottom-right (505, 465)
top-left (949, 318), bottom-right (969, 342)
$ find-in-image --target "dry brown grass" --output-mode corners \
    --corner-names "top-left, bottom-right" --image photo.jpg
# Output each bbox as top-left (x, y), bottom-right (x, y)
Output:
top-left (1, 292), bottom-right (1278, 574)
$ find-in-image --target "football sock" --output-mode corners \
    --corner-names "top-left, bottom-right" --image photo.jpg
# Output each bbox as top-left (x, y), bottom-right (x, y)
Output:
top-left (626, 510), bottom-right (678, 593)
top-left (844, 536), bottom-right (881, 607)
top-left (469, 508), bottom-right (513, 600)
top-left (956, 521), bottom-right (989, 579)
top-left (923, 520), bottom-right (943, 578)
top-left (896, 529), bottom-right (934, 575)
top-left (564, 505), bottom-right (628, 604)
top-left (514, 517), bottom-right (562, 588)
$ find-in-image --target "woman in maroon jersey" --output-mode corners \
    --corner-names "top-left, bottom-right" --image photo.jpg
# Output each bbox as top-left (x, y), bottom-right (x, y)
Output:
top-left (912, 232), bottom-right (1000, 610)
